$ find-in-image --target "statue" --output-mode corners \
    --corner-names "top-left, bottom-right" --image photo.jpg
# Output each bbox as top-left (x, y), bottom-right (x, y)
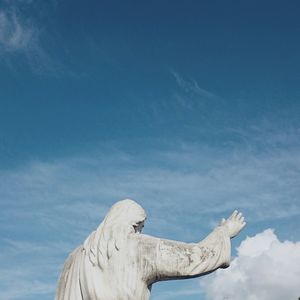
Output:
top-left (56, 199), bottom-right (246, 300)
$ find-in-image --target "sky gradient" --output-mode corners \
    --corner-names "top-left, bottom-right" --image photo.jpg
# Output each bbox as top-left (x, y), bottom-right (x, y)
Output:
top-left (0, 1), bottom-right (300, 299)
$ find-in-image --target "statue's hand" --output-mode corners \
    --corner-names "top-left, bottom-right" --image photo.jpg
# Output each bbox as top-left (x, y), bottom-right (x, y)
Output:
top-left (220, 210), bottom-right (246, 239)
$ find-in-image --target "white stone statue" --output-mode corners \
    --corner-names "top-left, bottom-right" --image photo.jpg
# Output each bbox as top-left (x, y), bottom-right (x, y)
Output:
top-left (56, 199), bottom-right (246, 300)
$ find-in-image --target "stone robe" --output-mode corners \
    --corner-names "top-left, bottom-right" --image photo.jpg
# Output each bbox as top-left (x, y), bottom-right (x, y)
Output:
top-left (56, 226), bottom-right (230, 300)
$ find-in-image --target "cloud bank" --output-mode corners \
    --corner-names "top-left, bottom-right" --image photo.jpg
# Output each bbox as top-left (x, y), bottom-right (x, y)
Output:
top-left (201, 229), bottom-right (300, 300)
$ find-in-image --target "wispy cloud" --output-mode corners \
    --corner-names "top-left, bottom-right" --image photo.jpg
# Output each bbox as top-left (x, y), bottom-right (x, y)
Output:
top-left (171, 70), bottom-right (219, 110)
top-left (0, 10), bottom-right (37, 53)
top-left (0, 1), bottom-right (58, 74)
top-left (1, 280), bottom-right (54, 300)
top-left (172, 71), bottom-right (216, 99)
top-left (0, 238), bottom-right (62, 300)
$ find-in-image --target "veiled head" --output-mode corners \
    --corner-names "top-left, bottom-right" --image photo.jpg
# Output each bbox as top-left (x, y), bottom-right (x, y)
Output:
top-left (84, 199), bottom-right (147, 268)
top-left (104, 199), bottom-right (146, 234)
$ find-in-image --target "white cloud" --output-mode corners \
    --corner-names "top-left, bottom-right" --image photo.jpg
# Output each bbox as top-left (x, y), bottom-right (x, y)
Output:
top-left (201, 229), bottom-right (300, 300)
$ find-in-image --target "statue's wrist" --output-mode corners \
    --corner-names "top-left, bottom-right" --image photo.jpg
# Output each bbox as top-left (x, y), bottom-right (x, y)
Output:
top-left (219, 224), bottom-right (232, 239)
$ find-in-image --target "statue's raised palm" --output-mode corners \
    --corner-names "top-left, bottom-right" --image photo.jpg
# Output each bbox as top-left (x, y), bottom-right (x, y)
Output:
top-left (221, 210), bottom-right (246, 238)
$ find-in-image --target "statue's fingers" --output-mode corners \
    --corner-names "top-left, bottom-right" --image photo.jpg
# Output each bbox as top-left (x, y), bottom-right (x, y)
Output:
top-left (240, 216), bottom-right (245, 223)
top-left (230, 210), bottom-right (238, 219)
top-left (241, 221), bottom-right (246, 229)
top-left (237, 212), bottom-right (243, 221)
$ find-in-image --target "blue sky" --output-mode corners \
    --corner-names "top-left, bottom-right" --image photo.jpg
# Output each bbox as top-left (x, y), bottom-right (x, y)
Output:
top-left (0, 1), bottom-right (300, 299)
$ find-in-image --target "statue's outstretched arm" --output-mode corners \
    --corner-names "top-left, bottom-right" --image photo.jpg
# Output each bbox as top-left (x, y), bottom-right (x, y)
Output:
top-left (152, 211), bottom-right (245, 282)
